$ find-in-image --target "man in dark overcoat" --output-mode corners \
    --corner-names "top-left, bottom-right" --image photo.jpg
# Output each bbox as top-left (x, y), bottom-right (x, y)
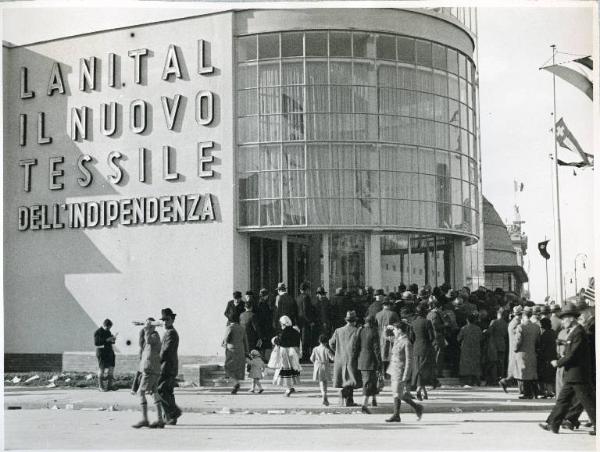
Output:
top-left (376, 299), bottom-right (399, 375)
top-left (297, 282), bottom-right (317, 361)
top-left (330, 288), bottom-right (348, 330)
top-left (315, 286), bottom-right (332, 338)
top-left (367, 289), bottom-right (384, 318)
top-left (540, 303), bottom-right (596, 435)
top-left (224, 291), bottom-right (245, 324)
top-left (255, 288), bottom-right (274, 355)
top-left (94, 319), bottom-right (117, 391)
top-left (157, 308), bottom-right (182, 425)
top-left (275, 282), bottom-right (298, 327)
top-left (330, 310), bottom-right (362, 407)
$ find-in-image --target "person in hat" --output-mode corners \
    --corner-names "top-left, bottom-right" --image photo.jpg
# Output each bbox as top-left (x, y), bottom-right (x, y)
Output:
top-left (255, 288), bottom-right (274, 357)
top-left (376, 298), bottom-right (399, 377)
top-left (514, 307), bottom-right (540, 399)
top-left (93, 319), bottom-right (117, 392)
top-left (329, 310), bottom-right (362, 407)
top-left (275, 283), bottom-right (298, 328)
top-left (426, 298), bottom-right (446, 388)
top-left (224, 291), bottom-right (245, 325)
top-left (367, 289), bottom-right (385, 318)
top-left (411, 303), bottom-right (435, 399)
top-left (132, 318), bottom-right (164, 429)
top-left (536, 317), bottom-right (557, 399)
top-left (296, 282), bottom-right (317, 362)
top-left (354, 315), bottom-right (382, 413)
top-left (549, 304), bottom-right (562, 332)
top-left (315, 286), bottom-right (332, 338)
top-left (499, 305), bottom-right (523, 393)
top-left (485, 307), bottom-right (509, 384)
top-left (330, 287), bottom-right (348, 330)
top-left (223, 310), bottom-right (249, 394)
top-left (386, 320), bottom-right (424, 423)
top-left (246, 349), bottom-right (266, 394)
top-left (539, 302), bottom-right (596, 435)
top-left (240, 293), bottom-right (263, 352)
top-left (458, 312), bottom-right (483, 387)
top-left (157, 308), bottom-right (182, 425)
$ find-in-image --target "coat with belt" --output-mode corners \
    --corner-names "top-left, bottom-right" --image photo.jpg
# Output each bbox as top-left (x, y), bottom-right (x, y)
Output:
top-left (506, 316), bottom-right (520, 378)
top-left (557, 323), bottom-right (593, 384)
top-left (329, 323), bottom-right (362, 388)
top-left (223, 323), bottom-right (249, 381)
top-left (160, 326), bottom-right (179, 377)
top-left (514, 320), bottom-right (540, 380)
top-left (354, 325), bottom-right (381, 371)
top-left (375, 308), bottom-right (399, 361)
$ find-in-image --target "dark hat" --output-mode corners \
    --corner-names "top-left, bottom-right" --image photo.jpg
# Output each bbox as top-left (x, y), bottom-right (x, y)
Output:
top-left (233, 291), bottom-right (242, 299)
top-left (316, 286), bottom-right (327, 295)
top-left (382, 298), bottom-right (393, 306)
top-left (541, 305), bottom-right (551, 314)
top-left (245, 290), bottom-right (255, 297)
top-left (259, 288), bottom-right (268, 296)
top-left (345, 310), bottom-right (358, 322)
top-left (299, 282), bottom-right (310, 291)
top-left (550, 304), bottom-right (561, 312)
top-left (533, 305), bottom-right (542, 314)
top-left (276, 282), bottom-right (287, 291)
top-left (375, 289), bottom-right (385, 296)
top-left (558, 302), bottom-right (579, 318)
top-left (160, 308), bottom-right (176, 320)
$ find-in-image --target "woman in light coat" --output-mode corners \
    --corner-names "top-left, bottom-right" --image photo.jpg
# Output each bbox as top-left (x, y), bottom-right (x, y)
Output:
top-left (222, 311), bottom-right (249, 394)
top-left (385, 320), bottom-right (424, 423)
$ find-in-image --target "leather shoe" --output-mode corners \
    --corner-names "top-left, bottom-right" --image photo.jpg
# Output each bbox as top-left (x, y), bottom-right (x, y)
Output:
top-left (562, 420), bottom-right (580, 430)
top-left (149, 421), bottom-right (165, 429)
top-left (132, 420), bottom-right (149, 429)
top-left (385, 415), bottom-right (401, 423)
top-left (538, 423), bottom-right (559, 434)
top-left (361, 405), bottom-right (371, 414)
top-left (371, 399), bottom-right (378, 407)
top-left (165, 418), bottom-right (177, 426)
top-left (499, 380), bottom-right (508, 393)
top-left (415, 404), bottom-right (424, 421)
top-left (231, 383), bottom-right (240, 395)
top-left (589, 429), bottom-right (596, 436)
top-left (416, 391), bottom-right (423, 401)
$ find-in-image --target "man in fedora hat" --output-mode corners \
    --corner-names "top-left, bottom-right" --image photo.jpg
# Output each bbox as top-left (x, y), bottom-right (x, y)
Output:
top-left (157, 308), bottom-right (182, 425)
top-left (329, 310), bottom-right (362, 407)
top-left (549, 304), bottom-right (562, 332)
top-left (367, 289), bottom-right (385, 318)
top-left (540, 302), bottom-right (596, 435)
top-left (275, 283), bottom-right (298, 328)
top-left (376, 298), bottom-right (399, 377)
top-left (315, 286), bottom-right (332, 337)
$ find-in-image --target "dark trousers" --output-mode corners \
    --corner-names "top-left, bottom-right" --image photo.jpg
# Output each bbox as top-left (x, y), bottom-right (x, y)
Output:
top-left (433, 347), bottom-right (445, 380)
top-left (301, 323), bottom-right (316, 361)
top-left (157, 375), bottom-right (180, 420)
top-left (546, 382), bottom-right (596, 428)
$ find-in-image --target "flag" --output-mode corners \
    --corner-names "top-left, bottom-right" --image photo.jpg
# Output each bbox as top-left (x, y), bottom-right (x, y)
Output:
top-left (513, 180), bottom-right (524, 192)
top-left (541, 57), bottom-right (593, 100)
top-left (537, 240), bottom-right (550, 260)
top-left (555, 117), bottom-right (593, 167)
top-left (583, 277), bottom-right (595, 304)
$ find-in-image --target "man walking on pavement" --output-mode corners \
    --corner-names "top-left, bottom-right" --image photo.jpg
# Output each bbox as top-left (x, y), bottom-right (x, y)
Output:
top-left (330, 310), bottom-right (362, 407)
top-left (499, 306), bottom-right (523, 393)
top-left (157, 308), bottom-right (182, 425)
top-left (539, 302), bottom-right (596, 435)
top-left (297, 282), bottom-right (317, 362)
top-left (275, 282), bottom-right (298, 327)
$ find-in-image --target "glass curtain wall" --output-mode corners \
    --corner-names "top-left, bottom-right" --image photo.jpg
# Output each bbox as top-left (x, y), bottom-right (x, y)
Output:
top-left (237, 31), bottom-right (480, 237)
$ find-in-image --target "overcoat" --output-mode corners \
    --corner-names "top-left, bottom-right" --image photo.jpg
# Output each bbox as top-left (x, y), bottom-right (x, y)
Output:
top-left (506, 316), bottom-right (521, 378)
top-left (387, 333), bottom-right (412, 383)
top-left (536, 328), bottom-right (557, 384)
top-left (375, 308), bottom-right (399, 361)
top-left (240, 310), bottom-right (262, 350)
top-left (457, 323), bottom-right (483, 377)
top-left (354, 325), bottom-right (381, 371)
top-left (329, 323), bottom-right (362, 388)
top-left (487, 317), bottom-right (508, 353)
top-left (514, 320), bottom-right (540, 380)
top-left (160, 326), bottom-right (179, 377)
top-left (275, 293), bottom-right (298, 326)
top-left (557, 323), bottom-right (593, 384)
top-left (223, 323), bottom-right (249, 381)
top-left (410, 315), bottom-right (435, 385)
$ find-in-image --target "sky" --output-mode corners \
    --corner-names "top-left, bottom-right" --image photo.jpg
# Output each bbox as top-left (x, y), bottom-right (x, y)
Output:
top-left (1, 1), bottom-right (596, 302)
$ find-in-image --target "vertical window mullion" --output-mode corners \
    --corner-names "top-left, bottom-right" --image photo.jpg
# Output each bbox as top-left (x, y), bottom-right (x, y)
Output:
top-left (303, 33), bottom-right (308, 226)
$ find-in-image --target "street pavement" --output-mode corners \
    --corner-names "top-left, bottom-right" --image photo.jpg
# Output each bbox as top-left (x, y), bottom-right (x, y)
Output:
top-left (3, 385), bottom-right (597, 450)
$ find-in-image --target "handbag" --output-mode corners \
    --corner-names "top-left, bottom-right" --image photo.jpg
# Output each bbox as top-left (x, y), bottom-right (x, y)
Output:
top-left (377, 371), bottom-right (385, 391)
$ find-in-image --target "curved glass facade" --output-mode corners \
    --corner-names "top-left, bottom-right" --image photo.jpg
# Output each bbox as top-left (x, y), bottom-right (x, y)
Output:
top-left (236, 30), bottom-right (480, 239)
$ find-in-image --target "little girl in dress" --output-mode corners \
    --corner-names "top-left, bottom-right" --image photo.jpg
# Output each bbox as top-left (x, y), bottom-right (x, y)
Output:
top-left (310, 334), bottom-right (335, 406)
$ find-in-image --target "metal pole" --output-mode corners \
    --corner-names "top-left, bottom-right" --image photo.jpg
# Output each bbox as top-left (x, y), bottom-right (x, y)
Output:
top-left (574, 258), bottom-right (578, 297)
top-left (545, 258), bottom-right (549, 299)
top-left (550, 45), bottom-right (565, 306)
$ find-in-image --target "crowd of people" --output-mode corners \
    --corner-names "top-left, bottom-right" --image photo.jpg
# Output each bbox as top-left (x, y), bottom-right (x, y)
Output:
top-left (222, 281), bottom-right (595, 430)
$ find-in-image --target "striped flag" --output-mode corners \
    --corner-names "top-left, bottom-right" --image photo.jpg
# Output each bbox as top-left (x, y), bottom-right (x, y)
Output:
top-left (541, 56), bottom-right (593, 100)
top-left (555, 117), bottom-right (594, 168)
top-left (583, 277), bottom-right (595, 304)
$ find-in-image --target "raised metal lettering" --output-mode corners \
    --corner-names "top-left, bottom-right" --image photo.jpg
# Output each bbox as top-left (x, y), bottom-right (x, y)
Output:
top-left (195, 91), bottom-right (213, 126)
top-left (107, 151), bottom-right (123, 185)
top-left (130, 100), bottom-right (147, 134)
top-left (162, 45), bottom-right (182, 80)
top-left (37, 112), bottom-right (52, 144)
top-left (79, 56), bottom-right (97, 91)
top-left (198, 141), bottom-right (214, 178)
top-left (161, 95), bottom-right (181, 130)
top-left (128, 48), bottom-right (148, 84)
top-left (19, 159), bottom-right (37, 192)
top-left (77, 154), bottom-right (93, 187)
top-left (47, 62), bottom-right (65, 95)
top-left (100, 102), bottom-right (117, 136)
top-left (197, 39), bottom-right (214, 75)
top-left (71, 107), bottom-right (88, 141)
top-left (20, 67), bottom-right (34, 99)
top-left (49, 156), bottom-right (64, 190)
top-left (163, 146), bottom-right (179, 180)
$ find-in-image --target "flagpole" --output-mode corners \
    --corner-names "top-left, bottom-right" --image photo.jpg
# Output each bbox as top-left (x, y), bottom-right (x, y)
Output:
top-left (551, 44), bottom-right (565, 306)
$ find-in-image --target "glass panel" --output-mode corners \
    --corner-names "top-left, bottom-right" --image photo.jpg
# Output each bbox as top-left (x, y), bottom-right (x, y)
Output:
top-left (434, 95), bottom-right (448, 122)
top-left (283, 143), bottom-right (304, 169)
top-left (259, 87), bottom-right (280, 113)
top-left (330, 62), bottom-right (352, 85)
top-left (260, 199), bottom-right (281, 225)
top-left (449, 99), bottom-right (459, 124)
top-left (238, 63), bottom-right (257, 89)
top-left (433, 70), bottom-right (448, 96)
top-left (259, 62), bottom-right (280, 87)
top-left (331, 144), bottom-right (354, 168)
top-left (447, 48), bottom-right (458, 74)
top-left (330, 31), bottom-right (352, 57)
top-left (458, 53), bottom-right (467, 79)
top-left (259, 172), bottom-right (281, 198)
top-left (330, 114), bottom-right (354, 140)
top-left (258, 34), bottom-right (279, 59)
top-left (419, 147), bottom-right (436, 174)
top-left (306, 61), bottom-right (328, 84)
top-left (416, 40), bottom-right (432, 67)
top-left (418, 92), bottom-right (434, 119)
top-left (398, 64), bottom-right (415, 89)
top-left (260, 144), bottom-right (281, 170)
top-left (397, 37), bottom-right (415, 64)
top-left (448, 74), bottom-right (459, 99)
top-left (353, 32), bottom-right (375, 59)
top-left (237, 36), bottom-right (257, 62)
top-left (432, 44), bottom-right (447, 70)
top-left (354, 114), bottom-right (378, 141)
top-left (380, 233), bottom-right (410, 288)
top-left (354, 86), bottom-right (376, 113)
top-left (282, 171), bottom-right (305, 197)
top-left (353, 61), bottom-right (376, 86)
top-left (398, 89), bottom-right (417, 116)
top-left (329, 233), bottom-right (366, 294)
top-left (238, 116), bottom-right (257, 143)
top-left (283, 199), bottom-right (306, 225)
top-left (240, 200), bottom-right (258, 226)
top-left (377, 63), bottom-right (397, 87)
top-left (237, 89), bottom-right (257, 116)
top-left (451, 152), bottom-right (461, 178)
top-left (435, 122), bottom-right (449, 149)
top-left (416, 67), bottom-right (433, 92)
top-left (281, 32), bottom-right (303, 57)
top-left (307, 144), bottom-right (330, 169)
top-left (305, 113), bottom-right (329, 140)
top-left (239, 173), bottom-right (259, 199)
top-left (355, 144), bottom-right (378, 169)
top-left (330, 86), bottom-right (353, 112)
top-left (282, 61), bottom-right (304, 85)
top-left (355, 198), bottom-right (379, 224)
top-left (307, 198), bottom-right (330, 224)
top-left (237, 145), bottom-right (259, 172)
top-left (377, 35), bottom-right (396, 60)
top-left (282, 86), bottom-right (303, 113)
top-left (451, 178), bottom-right (462, 205)
top-left (282, 113), bottom-right (305, 141)
top-left (306, 32), bottom-right (328, 56)
top-left (305, 86), bottom-right (329, 112)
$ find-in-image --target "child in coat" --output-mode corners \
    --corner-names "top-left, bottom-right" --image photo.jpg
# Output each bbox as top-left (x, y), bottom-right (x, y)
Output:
top-left (310, 334), bottom-right (335, 406)
top-left (246, 349), bottom-right (266, 393)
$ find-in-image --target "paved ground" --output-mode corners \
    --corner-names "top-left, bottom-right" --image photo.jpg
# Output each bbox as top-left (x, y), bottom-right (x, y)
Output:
top-left (4, 409), bottom-right (597, 450)
top-left (4, 384), bottom-right (557, 414)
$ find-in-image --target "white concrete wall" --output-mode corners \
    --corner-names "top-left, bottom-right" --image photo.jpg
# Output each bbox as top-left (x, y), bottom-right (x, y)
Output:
top-left (3, 13), bottom-right (244, 357)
